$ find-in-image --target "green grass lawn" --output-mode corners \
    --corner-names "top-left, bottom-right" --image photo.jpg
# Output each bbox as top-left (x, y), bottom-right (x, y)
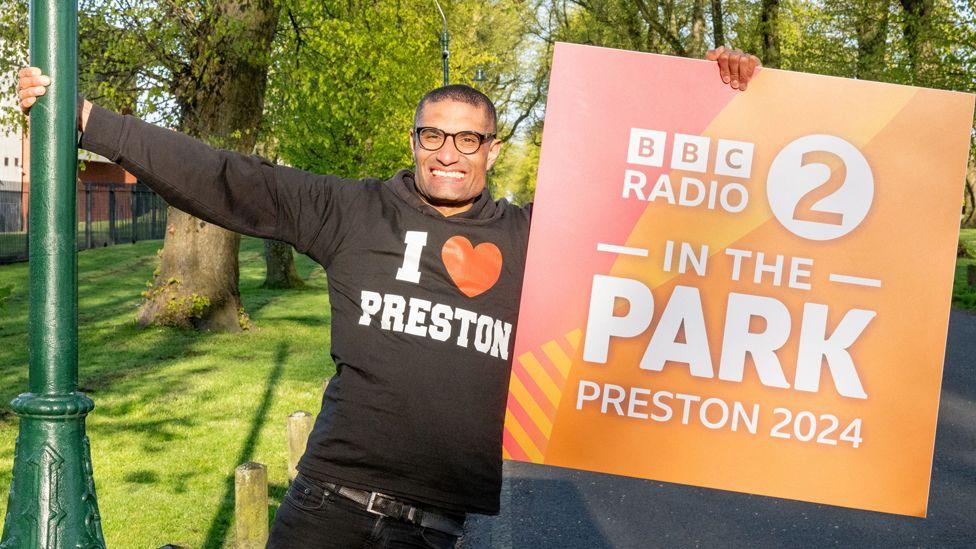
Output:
top-left (955, 228), bottom-right (976, 308)
top-left (0, 237), bottom-right (332, 548)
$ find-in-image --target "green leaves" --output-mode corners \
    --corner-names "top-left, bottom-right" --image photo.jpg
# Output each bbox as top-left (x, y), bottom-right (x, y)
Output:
top-left (265, 1), bottom-right (439, 177)
top-left (264, 0), bottom-right (537, 179)
top-left (0, 0), bottom-right (29, 132)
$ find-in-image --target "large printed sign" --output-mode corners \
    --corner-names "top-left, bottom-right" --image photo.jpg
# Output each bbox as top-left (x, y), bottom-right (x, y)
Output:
top-left (504, 43), bottom-right (975, 517)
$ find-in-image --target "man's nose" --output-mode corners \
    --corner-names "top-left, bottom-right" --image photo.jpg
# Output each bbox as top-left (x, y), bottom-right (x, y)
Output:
top-left (435, 138), bottom-right (461, 164)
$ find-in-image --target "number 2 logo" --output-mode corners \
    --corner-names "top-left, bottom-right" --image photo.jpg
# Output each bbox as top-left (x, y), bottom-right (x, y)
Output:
top-left (766, 135), bottom-right (874, 241)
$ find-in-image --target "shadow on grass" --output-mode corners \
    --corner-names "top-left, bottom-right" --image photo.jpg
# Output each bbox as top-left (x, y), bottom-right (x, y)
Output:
top-left (269, 482), bottom-right (288, 522)
top-left (0, 242), bottom-right (189, 407)
top-left (201, 341), bottom-right (287, 549)
top-left (255, 314), bottom-right (328, 328)
top-left (242, 288), bottom-right (319, 322)
top-left (241, 275), bottom-right (327, 321)
top-left (0, 315), bottom-right (203, 441)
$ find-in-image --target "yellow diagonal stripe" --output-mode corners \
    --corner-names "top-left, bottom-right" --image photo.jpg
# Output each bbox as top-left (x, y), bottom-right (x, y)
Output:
top-left (541, 340), bottom-right (572, 379)
top-left (509, 374), bottom-right (554, 437)
top-left (502, 447), bottom-right (512, 460)
top-left (505, 410), bottom-right (544, 463)
top-left (565, 328), bottom-right (582, 351)
top-left (518, 352), bottom-right (561, 408)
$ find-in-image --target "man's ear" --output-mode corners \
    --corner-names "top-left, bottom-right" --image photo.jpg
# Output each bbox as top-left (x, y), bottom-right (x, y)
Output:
top-left (486, 138), bottom-right (503, 171)
top-left (409, 130), bottom-right (420, 165)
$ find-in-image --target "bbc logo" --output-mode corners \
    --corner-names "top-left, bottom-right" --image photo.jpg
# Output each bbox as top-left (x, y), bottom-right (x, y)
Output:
top-left (627, 128), bottom-right (755, 179)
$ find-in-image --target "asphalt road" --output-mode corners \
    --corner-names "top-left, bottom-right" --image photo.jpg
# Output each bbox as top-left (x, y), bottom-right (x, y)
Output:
top-left (460, 309), bottom-right (976, 549)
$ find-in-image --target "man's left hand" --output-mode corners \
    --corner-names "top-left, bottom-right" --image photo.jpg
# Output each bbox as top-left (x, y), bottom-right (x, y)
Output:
top-left (706, 47), bottom-right (761, 91)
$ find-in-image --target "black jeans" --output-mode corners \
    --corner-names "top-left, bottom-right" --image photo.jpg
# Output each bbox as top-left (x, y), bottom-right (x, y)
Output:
top-left (267, 474), bottom-right (463, 549)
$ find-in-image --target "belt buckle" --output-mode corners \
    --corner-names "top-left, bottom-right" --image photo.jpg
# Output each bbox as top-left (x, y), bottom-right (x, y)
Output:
top-left (365, 492), bottom-right (389, 516)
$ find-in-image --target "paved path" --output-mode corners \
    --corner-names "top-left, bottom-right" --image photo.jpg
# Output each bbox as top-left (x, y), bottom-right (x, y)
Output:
top-left (461, 309), bottom-right (976, 548)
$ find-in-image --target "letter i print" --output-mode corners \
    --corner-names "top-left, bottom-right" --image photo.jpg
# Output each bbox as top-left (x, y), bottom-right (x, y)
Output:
top-left (396, 231), bottom-right (428, 283)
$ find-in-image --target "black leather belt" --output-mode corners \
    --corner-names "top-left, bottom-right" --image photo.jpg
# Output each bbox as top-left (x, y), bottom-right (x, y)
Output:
top-left (320, 481), bottom-right (465, 536)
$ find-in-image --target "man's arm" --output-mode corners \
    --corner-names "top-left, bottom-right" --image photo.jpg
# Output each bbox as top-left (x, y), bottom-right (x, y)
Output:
top-left (18, 67), bottom-right (335, 253)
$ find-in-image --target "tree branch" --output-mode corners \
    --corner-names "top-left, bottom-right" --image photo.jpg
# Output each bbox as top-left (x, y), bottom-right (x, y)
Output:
top-left (634, 0), bottom-right (687, 55)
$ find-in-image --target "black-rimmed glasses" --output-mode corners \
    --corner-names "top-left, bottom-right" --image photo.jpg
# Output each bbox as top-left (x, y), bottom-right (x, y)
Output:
top-left (414, 127), bottom-right (495, 155)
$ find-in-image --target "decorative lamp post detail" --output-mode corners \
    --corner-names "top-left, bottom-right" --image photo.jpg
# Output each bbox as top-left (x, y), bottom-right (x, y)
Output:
top-left (474, 67), bottom-right (487, 87)
top-left (434, 0), bottom-right (449, 86)
top-left (0, 0), bottom-right (106, 547)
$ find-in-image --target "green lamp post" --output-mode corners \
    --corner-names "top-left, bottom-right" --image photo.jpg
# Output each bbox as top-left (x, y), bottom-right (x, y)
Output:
top-left (0, 0), bottom-right (106, 547)
top-left (433, 0), bottom-right (449, 85)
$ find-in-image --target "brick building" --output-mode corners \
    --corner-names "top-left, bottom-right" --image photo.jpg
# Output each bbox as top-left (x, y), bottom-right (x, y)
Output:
top-left (0, 108), bottom-right (135, 231)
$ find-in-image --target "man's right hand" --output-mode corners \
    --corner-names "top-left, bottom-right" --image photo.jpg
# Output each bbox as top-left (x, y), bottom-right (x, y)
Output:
top-left (17, 66), bottom-right (91, 131)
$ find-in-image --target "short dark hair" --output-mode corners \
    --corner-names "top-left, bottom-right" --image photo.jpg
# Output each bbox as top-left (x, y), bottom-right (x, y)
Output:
top-left (414, 84), bottom-right (497, 133)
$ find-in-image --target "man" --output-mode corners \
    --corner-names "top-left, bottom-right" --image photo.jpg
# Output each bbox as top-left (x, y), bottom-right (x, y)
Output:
top-left (17, 46), bottom-right (759, 548)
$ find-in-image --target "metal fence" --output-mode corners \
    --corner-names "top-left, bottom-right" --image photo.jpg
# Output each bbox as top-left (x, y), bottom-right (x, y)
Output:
top-left (0, 182), bottom-right (168, 264)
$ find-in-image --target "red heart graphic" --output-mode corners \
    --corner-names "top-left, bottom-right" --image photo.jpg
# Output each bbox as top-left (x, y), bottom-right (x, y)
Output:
top-left (441, 236), bottom-right (503, 298)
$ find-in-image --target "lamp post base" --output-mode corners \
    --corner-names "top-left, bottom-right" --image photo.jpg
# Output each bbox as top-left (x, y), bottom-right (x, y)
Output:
top-left (0, 393), bottom-right (105, 549)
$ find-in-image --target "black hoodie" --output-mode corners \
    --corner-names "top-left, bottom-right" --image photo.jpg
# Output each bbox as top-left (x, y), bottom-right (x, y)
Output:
top-left (79, 103), bottom-right (532, 514)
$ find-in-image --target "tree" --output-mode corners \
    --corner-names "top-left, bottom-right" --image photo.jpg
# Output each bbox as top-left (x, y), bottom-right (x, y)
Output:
top-left (855, 0), bottom-right (892, 81)
top-left (690, 0), bottom-right (708, 58)
top-left (899, 0), bottom-right (936, 84)
top-left (0, 1), bottom-right (29, 131)
top-left (2, 0), bottom-right (285, 331)
top-left (759, 0), bottom-right (781, 67)
top-left (263, 239), bottom-right (305, 288)
top-left (711, 0), bottom-right (726, 46)
top-left (132, 0), bottom-right (282, 331)
top-left (265, 0), bottom-right (538, 178)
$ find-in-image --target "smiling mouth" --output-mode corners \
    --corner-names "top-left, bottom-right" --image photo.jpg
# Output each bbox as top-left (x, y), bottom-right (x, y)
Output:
top-left (431, 168), bottom-right (465, 180)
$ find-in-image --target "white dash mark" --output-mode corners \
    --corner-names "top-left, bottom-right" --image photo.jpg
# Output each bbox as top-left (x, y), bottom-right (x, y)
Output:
top-left (597, 243), bottom-right (649, 257)
top-left (829, 274), bottom-right (882, 288)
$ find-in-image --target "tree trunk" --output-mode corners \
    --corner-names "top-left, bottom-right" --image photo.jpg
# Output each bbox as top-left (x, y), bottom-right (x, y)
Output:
top-left (263, 240), bottom-right (305, 289)
top-left (899, 0), bottom-right (935, 86)
top-left (855, 0), bottom-right (890, 81)
top-left (759, 0), bottom-right (781, 68)
top-left (710, 0), bottom-right (725, 47)
top-left (138, 0), bottom-right (281, 332)
top-left (139, 213), bottom-right (244, 330)
top-left (689, 0), bottom-right (707, 58)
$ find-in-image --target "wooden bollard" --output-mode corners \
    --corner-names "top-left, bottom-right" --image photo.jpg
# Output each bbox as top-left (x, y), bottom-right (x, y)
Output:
top-left (287, 411), bottom-right (313, 482)
top-left (235, 462), bottom-right (268, 549)
top-left (968, 263), bottom-right (976, 288)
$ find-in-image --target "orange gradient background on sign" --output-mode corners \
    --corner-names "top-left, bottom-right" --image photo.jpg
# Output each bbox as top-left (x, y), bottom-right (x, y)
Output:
top-left (504, 43), bottom-right (975, 517)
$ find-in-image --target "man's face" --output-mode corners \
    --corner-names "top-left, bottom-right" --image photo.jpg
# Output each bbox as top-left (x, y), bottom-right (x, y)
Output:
top-left (411, 99), bottom-right (502, 214)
